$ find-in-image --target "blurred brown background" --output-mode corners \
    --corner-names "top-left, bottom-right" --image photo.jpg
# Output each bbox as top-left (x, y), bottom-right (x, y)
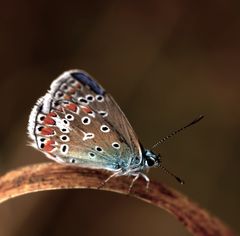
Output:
top-left (0, 1), bottom-right (239, 235)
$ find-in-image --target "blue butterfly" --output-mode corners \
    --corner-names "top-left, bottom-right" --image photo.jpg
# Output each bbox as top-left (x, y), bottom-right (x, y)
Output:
top-left (28, 70), bottom-right (203, 191)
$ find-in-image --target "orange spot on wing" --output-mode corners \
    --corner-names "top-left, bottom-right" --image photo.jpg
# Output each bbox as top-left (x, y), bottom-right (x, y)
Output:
top-left (66, 103), bottom-right (77, 112)
top-left (82, 106), bottom-right (92, 113)
top-left (44, 140), bottom-right (55, 152)
top-left (43, 116), bottom-right (56, 125)
top-left (48, 112), bottom-right (57, 117)
top-left (41, 127), bottom-right (54, 136)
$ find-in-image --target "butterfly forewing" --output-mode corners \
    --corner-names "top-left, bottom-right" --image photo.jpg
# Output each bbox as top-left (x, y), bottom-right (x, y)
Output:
top-left (28, 70), bottom-right (142, 171)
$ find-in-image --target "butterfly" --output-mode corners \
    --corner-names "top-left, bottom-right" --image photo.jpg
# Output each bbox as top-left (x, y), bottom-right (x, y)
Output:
top-left (28, 70), bottom-right (203, 191)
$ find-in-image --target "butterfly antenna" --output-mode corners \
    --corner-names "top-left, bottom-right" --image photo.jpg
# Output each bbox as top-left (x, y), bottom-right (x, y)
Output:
top-left (159, 164), bottom-right (185, 184)
top-left (151, 115), bottom-right (204, 150)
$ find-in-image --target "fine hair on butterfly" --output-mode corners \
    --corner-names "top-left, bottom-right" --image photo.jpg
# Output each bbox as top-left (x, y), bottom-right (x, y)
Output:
top-left (28, 70), bottom-right (203, 192)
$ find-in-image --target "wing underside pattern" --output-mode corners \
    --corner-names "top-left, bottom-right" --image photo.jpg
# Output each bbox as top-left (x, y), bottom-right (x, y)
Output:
top-left (28, 70), bottom-right (142, 171)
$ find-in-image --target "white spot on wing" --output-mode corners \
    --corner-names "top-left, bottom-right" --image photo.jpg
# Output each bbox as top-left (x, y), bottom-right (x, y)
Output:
top-left (81, 116), bottom-right (91, 125)
top-left (95, 146), bottom-right (103, 153)
top-left (70, 158), bottom-right (76, 163)
top-left (100, 125), bottom-right (110, 133)
top-left (98, 110), bottom-right (108, 117)
top-left (37, 114), bottom-right (46, 123)
top-left (60, 144), bottom-right (69, 154)
top-left (96, 95), bottom-right (104, 102)
top-left (60, 127), bottom-right (70, 133)
top-left (81, 131), bottom-right (95, 141)
top-left (86, 94), bottom-right (95, 102)
top-left (65, 114), bottom-right (74, 121)
top-left (112, 142), bottom-right (120, 149)
top-left (78, 97), bottom-right (89, 105)
top-left (60, 135), bottom-right (70, 142)
top-left (88, 152), bottom-right (96, 158)
top-left (53, 117), bottom-right (70, 130)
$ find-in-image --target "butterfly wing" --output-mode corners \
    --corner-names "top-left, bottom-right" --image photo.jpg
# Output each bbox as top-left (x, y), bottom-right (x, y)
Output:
top-left (28, 70), bottom-right (142, 171)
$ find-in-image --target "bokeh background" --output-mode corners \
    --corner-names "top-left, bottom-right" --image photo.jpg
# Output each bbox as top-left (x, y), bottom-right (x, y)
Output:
top-left (0, 1), bottom-right (239, 235)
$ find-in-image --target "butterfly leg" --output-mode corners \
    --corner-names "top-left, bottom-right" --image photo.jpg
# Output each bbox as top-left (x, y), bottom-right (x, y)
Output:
top-left (128, 173), bottom-right (150, 193)
top-left (97, 171), bottom-right (121, 190)
top-left (128, 173), bottom-right (140, 193)
top-left (140, 173), bottom-right (150, 190)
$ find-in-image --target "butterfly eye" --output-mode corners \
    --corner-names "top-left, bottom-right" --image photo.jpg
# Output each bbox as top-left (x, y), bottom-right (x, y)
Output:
top-left (112, 142), bottom-right (120, 149)
top-left (81, 116), bottom-right (91, 125)
top-left (96, 95), bottom-right (104, 102)
top-left (60, 144), bottom-right (69, 154)
top-left (65, 114), bottom-right (74, 121)
top-left (146, 157), bottom-right (155, 167)
top-left (60, 135), bottom-right (70, 142)
top-left (86, 94), bottom-right (94, 102)
top-left (100, 125), bottom-right (110, 133)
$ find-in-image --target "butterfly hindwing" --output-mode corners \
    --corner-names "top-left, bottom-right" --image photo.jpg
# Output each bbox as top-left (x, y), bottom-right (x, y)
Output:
top-left (28, 70), bottom-right (142, 171)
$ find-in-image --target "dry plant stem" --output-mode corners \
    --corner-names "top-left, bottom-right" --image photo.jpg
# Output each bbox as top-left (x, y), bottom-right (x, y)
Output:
top-left (0, 163), bottom-right (234, 236)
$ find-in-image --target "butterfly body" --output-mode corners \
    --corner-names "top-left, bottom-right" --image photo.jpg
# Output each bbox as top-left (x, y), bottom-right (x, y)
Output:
top-left (28, 70), bottom-right (161, 188)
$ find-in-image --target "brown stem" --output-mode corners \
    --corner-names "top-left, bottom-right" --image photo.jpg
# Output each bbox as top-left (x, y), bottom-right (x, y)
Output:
top-left (0, 163), bottom-right (235, 236)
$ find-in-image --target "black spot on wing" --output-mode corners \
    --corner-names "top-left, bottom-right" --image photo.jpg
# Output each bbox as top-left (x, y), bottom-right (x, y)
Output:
top-left (71, 72), bottom-right (105, 95)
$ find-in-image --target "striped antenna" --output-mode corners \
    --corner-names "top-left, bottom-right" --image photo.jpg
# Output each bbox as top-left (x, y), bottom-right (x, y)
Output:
top-left (159, 164), bottom-right (185, 184)
top-left (151, 115), bottom-right (204, 150)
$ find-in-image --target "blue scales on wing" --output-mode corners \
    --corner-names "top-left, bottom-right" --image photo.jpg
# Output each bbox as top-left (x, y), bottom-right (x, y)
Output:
top-left (28, 70), bottom-right (143, 172)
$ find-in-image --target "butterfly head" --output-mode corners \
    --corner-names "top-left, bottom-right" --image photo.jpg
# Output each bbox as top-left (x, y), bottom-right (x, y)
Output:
top-left (141, 149), bottom-right (184, 184)
top-left (143, 149), bottom-right (161, 169)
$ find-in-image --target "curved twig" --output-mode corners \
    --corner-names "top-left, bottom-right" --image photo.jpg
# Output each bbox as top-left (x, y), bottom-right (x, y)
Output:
top-left (0, 163), bottom-right (235, 236)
